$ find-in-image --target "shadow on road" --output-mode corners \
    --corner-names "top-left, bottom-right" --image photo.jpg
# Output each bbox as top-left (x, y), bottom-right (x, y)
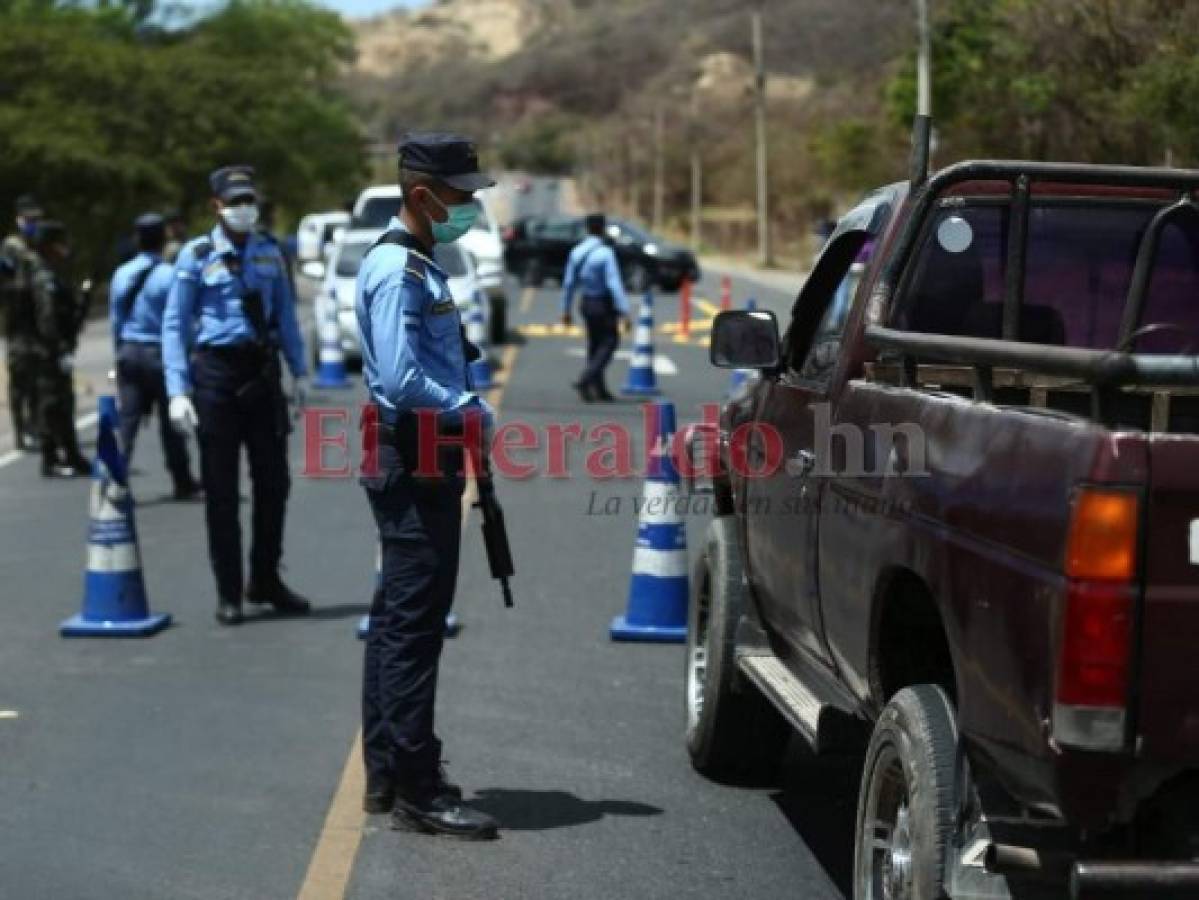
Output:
top-left (469, 788), bottom-right (663, 832)
top-left (771, 742), bottom-right (863, 899)
top-left (237, 602), bottom-right (368, 625)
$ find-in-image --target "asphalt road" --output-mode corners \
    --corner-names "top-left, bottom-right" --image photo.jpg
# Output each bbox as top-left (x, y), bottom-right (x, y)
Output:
top-left (0, 261), bottom-right (862, 900)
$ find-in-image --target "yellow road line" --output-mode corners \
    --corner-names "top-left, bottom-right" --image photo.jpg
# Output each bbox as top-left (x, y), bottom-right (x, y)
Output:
top-left (518, 286), bottom-right (535, 314)
top-left (297, 339), bottom-right (523, 900)
top-left (296, 736), bottom-right (366, 900)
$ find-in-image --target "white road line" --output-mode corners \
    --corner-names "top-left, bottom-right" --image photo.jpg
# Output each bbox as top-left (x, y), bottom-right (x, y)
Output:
top-left (0, 710), bottom-right (19, 720)
top-left (0, 410), bottom-right (99, 472)
top-left (564, 348), bottom-right (679, 376)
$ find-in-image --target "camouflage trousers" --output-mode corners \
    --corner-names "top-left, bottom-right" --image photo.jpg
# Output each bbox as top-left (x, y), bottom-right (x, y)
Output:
top-left (37, 359), bottom-right (84, 462)
top-left (6, 348), bottom-right (41, 442)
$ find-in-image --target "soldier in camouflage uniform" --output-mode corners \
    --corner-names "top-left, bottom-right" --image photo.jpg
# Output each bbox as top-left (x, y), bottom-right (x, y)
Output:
top-left (30, 221), bottom-right (90, 477)
top-left (2, 195), bottom-right (45, 452)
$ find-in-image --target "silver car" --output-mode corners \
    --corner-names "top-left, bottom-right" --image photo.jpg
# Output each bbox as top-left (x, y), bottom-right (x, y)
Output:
top-left (311, 228), bottom-right (485, 367)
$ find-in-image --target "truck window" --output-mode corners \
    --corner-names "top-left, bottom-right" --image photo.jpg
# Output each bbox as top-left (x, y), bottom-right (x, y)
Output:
top-left (796, 243), bottom-right (875, 383)
top-left (785, 231), bottom-right (873, 387)
top-left (903, 205), bottom-right (1008, 339)
top-left (357, 196), bottom-right (402, 229)
top-left (901, 199), bottom-right (1199, 353)
top-left (1026, 205), bottom-right (1199, 353)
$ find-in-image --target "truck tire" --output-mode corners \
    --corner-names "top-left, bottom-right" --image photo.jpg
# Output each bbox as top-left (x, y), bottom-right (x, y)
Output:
top-left (685, 517), bottom-right (787, 780)
top-left (854, 685), bottom-right (958, 900)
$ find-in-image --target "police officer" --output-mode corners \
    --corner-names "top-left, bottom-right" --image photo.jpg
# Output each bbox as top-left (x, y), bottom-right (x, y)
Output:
top-left (2, 195), bottom-right (45, 451)
top-left (560, 212), bottom-right (630, 402)
top-left (162, 210), bottom-right (187, 264)
top-left (162, 166), bottom-right (311, 626)
top-left (110, 213), bottom-right (201, 499)
top-left (356, 133), bottom-right (498, 839)
top-left (30, 221), bottom-right (91, 477)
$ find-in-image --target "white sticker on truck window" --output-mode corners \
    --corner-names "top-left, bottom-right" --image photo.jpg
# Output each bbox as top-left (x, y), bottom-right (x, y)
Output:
top-left (937, 215), bottom-right (973, 254)
top-left (1190, 520), bottom-right (1199, 565)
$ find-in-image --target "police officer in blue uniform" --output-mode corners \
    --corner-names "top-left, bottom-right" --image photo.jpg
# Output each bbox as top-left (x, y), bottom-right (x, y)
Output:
top-left (110, 213), bottom-right (201, 499)
top-left (560, 212), bottom-right (630, 402)
top-left (162, 166), bottom-right (312, 626)
top-left (356, 133), bottom-right (499, 839)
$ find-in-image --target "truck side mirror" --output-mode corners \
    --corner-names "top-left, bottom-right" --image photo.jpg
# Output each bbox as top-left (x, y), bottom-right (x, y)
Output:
top-left (710, 310), bottom-right (781, 369)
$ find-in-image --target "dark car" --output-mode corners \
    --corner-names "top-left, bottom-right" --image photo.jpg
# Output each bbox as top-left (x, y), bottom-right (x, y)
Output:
top-left (503, 215), bottom-right (700, 293)
top-left (686, 157), bottom-right (1199, 899)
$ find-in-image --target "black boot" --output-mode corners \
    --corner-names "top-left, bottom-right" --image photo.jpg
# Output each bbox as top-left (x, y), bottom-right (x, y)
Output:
top-left (391, 785), bottom-right (498, 840)
top-left (172, 477), bottom-right (203, 502)
top-left (215, 600), bottom-right (243, 626)
top-left (571, 379), bottom-right (595, 403)
top-left (364, 763), bottom-right (462, 814)
top-left (246, 576), bottom-right (312, 616)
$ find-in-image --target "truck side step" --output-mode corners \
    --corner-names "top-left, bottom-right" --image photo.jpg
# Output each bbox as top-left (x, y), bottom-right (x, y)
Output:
top-left (738, 653), bottom-right (826, 749)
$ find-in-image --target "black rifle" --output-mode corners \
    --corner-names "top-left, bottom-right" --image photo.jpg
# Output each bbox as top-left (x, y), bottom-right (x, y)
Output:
top-left (473, 454), bottom-right (515, 608)
top-left (239, 287), bottom-right (289, 430)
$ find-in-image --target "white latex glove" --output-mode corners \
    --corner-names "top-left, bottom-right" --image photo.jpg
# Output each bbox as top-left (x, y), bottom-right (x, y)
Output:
top-left (292, 375), bottom-right (309, 412)
top-left (169, 395), bottom-right (199, 436)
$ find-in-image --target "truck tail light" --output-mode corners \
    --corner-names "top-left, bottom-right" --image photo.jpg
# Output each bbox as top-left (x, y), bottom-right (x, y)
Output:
top-left (1053, 489), bottom-right (1138, 752)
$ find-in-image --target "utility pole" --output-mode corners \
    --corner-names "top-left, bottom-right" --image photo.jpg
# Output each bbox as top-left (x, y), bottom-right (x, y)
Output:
top-left (915, 0), bottom-right (932, 119)
top-left (652, 105), bottom-right (665, 232)
top-left (751, 4), bottom-right (772, 267)
top-left (690, 90), bottom-right (702, 251)
top-left (628, 135), bottom-right (641, 220)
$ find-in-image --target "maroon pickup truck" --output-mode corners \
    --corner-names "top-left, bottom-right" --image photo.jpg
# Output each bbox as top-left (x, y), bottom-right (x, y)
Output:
top-left (686, 155), bottom-right (1199, 899)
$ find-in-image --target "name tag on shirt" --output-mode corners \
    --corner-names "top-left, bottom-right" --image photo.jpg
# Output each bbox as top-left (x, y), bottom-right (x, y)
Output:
top-left (430, 300), bottom-right (456, 315)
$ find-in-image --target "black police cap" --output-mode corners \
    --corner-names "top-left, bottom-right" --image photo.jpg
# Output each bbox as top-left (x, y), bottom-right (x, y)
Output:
top-left (208, 165), bottom-right (258, 202)
top-left (135, 212), bottom-right (166, 245)
top-left (398, 132), bottom-right (495, 192)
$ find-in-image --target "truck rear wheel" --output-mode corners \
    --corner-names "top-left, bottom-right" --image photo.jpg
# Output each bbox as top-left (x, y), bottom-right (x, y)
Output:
top-left (854, 685), bottom-right (958, 900)
top-left (685, 517), bottom-right (787, 780)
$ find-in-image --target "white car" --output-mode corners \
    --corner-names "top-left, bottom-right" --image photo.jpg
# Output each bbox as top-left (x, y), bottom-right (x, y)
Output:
top-left (311, 228), bottom-right (485, 367)
top-left (351, 185), bottom-right (508, 343)
top-left (296, 211), bottom-right (350, 265)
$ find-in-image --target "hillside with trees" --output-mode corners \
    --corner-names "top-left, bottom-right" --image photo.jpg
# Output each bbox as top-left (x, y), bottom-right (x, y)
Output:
top-left (348, 0), bottom-right (1199, 261)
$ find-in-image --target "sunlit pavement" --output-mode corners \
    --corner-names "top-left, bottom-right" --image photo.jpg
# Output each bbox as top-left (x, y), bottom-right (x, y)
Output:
top-left (0, 266), bottom-right (851, 900)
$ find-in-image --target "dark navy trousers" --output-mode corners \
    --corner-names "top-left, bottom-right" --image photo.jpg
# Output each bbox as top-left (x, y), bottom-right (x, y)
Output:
top-left (191, 346), bottom-right (290, 604)
top-left (581, 308), bottom-right (620, 392)
top-left (116, 341), bottom-right (194, 489)
top-left (361, 435), bottom-right (464, 789)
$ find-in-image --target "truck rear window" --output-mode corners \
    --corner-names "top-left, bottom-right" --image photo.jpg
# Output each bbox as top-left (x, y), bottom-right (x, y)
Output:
top-left (904, 201), bottom-right (1199, 354)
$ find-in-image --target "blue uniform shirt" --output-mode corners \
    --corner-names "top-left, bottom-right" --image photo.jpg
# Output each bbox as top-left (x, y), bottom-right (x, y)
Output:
top-left (109, 252), bottom-right (174, 346)
top-left (560, 235), bottom-right (630, 316)
top-left (356, 218), bottom-right (480, 423)
top-left (162, 224), bottom-right (308, 397)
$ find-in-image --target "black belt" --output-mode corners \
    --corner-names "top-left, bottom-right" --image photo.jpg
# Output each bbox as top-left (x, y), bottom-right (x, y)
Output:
top-left (195, 341), bottom-right (266, 359)
top-left (376, 412), bottom-right (464, 444)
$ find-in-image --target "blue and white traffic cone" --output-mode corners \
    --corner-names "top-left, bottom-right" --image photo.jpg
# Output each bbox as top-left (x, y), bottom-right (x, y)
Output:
top-left (313, 296), bottom-right (350, 389)
top-left (726, 298), bottom-right (758, 399)
top-left (610, 400), bottom-right (688, 642)
top-left (622, 290), bottom-right (660, 396)
top-left (357, 542), bottom-right (460, 639)
top-left (60, 396), bottom-right (170, 637)
top-left (466, 291), bottom-right (494, 390)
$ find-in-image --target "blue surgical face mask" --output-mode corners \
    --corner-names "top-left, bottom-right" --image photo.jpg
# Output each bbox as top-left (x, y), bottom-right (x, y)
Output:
top-left (17, 218), bottom-right (38, 239)
top-left (426, 193), bottom-right (477, 244)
